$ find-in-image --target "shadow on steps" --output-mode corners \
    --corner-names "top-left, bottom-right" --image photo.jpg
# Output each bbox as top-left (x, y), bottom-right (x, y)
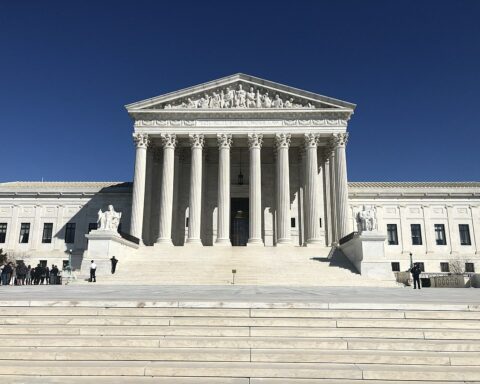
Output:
top-left (310, 247), bottom-right (359, 275)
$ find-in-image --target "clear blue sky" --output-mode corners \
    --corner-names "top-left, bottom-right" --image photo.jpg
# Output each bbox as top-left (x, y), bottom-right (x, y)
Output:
top-left (1, 0), bottom-right (479, 182)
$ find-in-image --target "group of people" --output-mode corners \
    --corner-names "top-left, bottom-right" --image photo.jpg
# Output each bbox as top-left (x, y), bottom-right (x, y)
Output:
top-left (0, 262), bottom-right (62, 286)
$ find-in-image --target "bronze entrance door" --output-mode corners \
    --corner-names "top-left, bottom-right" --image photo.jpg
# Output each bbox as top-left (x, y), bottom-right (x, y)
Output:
top-left (231, 198), bottom-right (249, 246)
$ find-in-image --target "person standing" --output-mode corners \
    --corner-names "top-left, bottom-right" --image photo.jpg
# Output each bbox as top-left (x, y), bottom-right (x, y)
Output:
top-left (110, 256), bottom-right (118, 274)
top-left (410, 263), bottom-right (422, 290)
top-left (26, 265), bottom-right (32, 285)
top-left (89, 260), bottom-right (97, 282)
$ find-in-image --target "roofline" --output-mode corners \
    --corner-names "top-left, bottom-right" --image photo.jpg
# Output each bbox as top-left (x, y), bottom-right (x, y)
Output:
top-left (124, 73), bottom-right (356, 111)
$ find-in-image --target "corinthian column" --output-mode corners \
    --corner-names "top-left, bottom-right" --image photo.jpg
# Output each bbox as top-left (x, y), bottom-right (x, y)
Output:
top-left (186, 134), bottom-right (204, 245)
top-left (248, 133), bottom-right (263, 245)
top-left (130, 133), bottom-right (149, 242)
top-left (331, 133), bottom-right (349, 239)
top-left (304, 134), bottom-right (322, 245)
top-left (156, 134), bottom-right (177, 245)
top-left (275, 133), bottom-right (292, 245)
top-left (216, 134), bottom-right (232, 245)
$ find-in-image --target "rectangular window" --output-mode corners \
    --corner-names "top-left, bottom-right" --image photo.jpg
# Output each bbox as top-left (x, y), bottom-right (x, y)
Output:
top-left (459, 224), bottom-right (471, 245)
top-left (19, 223), bottom-right (30, 243)
top-left (185, 217), bottom-right (189, 228)
top-left (387, 224), bottom-right (398, 245)
top-left (319, 218), bottom-right (322, 228)
top-left (434, 224), bottom-right (446, 245)
top-left (65, 223), bottom-right (76, 244)
top-left (88, 223), bottom-right (97, 233)
top-left (0, 223), bottom-right (7, 243)
top-left (291, 218), bottom-right (296, 228)
top-left (465, 263), bottom-right (475, 273)
top-left (440, 262), bottom-right (450, 273)
top-left (417, 262), bottom-right (425, 272)
top-left (391, 262), bottom-right (400, 272)
top-left (411, 224), bottom-right (422, 245)
top-left (42, 223), bottom-right (53, 243)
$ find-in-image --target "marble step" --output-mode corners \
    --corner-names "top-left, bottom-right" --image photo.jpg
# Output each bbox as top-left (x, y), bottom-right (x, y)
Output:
top-left (1, 361), bottom-right (480, 381)
top-left (0, 347), bottom-right (477, 366)
top-left (3, 335), bottom-right (480, 352)
top-left (1, 378), bottom-right (473, 384)
top-left (0, 315), bottom-right (478, 329)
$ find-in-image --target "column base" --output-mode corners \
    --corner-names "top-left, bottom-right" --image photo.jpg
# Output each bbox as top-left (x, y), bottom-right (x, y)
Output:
top-left (276, 238), bottom-right (292, 246)
top-left (305, 239), bottom-right (324, 247)
top-left (247, 238), bottom-right (264, 246)
top-left (154, 238), bottom-right (174, 247)
top-left (215, 238), bottom-right (232, 246)
top-left (185, 238), bottom-right (203, 246)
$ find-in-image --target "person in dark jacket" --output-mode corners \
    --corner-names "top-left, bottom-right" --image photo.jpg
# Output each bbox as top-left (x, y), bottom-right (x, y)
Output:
top-left (410, 263), bottom-right (422, 290)
top-left (110, 256), bottom-right (118, 274)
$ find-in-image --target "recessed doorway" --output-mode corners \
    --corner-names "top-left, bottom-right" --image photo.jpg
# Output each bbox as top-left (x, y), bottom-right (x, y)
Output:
top-left (231, 198), bottom-right (249, 246)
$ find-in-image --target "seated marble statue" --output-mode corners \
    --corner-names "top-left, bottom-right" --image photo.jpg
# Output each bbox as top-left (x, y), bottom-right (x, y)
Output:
top-left (356, 205), bottom-right (377, 233)
top-left (97, 205), bottom-right (122, 232)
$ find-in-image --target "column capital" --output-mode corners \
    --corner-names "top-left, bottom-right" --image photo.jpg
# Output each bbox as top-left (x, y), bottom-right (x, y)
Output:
top-left (217, 133), bottom-right (232, 149)
top-left (160, 133), bottom-right (177, 149)
top-left (330, 133), bottom-right (349, 148)
top-left (133, 133), bottom-right (149, 149)
top-left (303, 133), bottom-right (320, 149)
top-left (248, 133), bottom-right (263, 149)
top-left (189, 134), bottom-right (205, 148)
top-left (274, 133), bottom-right (291, 150)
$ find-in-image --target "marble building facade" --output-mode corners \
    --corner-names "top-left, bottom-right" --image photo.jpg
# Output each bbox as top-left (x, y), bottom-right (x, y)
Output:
top-left (0, 74), bottom-right (478, 274)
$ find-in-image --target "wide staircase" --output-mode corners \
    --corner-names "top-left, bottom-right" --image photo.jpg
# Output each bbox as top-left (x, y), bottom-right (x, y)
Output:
top-left (92, 246), bottom-right (395, 286)
top-left (0, 299), bottom-right (479, 382)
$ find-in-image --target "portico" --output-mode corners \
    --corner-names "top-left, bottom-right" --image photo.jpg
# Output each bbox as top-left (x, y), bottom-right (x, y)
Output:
top-left (125, 73), bottom-right (354, 247)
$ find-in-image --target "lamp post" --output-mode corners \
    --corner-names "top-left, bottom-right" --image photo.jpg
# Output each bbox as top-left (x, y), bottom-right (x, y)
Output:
top-left (409, 252), bottom-right (413, 269)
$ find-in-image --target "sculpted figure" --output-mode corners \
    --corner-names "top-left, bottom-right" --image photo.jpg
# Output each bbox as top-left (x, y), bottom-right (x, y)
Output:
top-left (284, 98), bottom-right (294, 108)
top-left (97, 205), bottom-right (122, 232)
top-left (220, 89), bottom-right (226, 108)
top-left (356, 205), bottom-right (377, 233)
top-left (186, 98), bottom-right (197, 108)
top-left (199, 93), bottom-right (210, 109)
top-left (210, 92), bottom-right (221, 108)
top-left (235, 84), bottom-right (247, 107)
top-left (262, 92), bottom-right (272, 108)
top-left (224, 87), bottom-right (235, 108)
top-left (246, 87), bottom-right (256, 108)
top-left (256, 89), bottom-right (262, 108)
top-left (272, 94), bottom-right (284, 108)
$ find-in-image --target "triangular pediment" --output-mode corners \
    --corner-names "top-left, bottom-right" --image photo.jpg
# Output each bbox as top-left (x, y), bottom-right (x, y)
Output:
top-left (125, 73), bottom-right (355, 112)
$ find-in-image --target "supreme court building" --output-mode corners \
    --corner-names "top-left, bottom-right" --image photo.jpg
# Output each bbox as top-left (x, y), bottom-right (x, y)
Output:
top-left (1, 74), bottom-right (479, 277)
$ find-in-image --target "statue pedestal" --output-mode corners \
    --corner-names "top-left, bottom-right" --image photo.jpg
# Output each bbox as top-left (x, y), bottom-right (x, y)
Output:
top-left (339, 231), bottom-right (393, 280)
top-left (82, 230), bottom-right (139, 276)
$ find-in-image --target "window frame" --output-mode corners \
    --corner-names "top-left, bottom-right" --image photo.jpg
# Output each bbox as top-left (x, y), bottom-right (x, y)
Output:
top-left (440, 262), bottom-right (450, 273)
top-left (0, 223), bottom-right (7, 243)
top-left (42, 223), bottom-right (53, 244)
top-left (19, 223), bottom-right (30, 244)
top-left (64, 223), bottom-right (76, 244)
top-left (465, 263), bottom-right (475, 273)
top-left (434, 224), bottom-right (447, 246)
top-left (459, 224), bottom-right (471, 246)
top-left (410, 224), bottom-right (423, 246)
top-left (386, 224), bottom-right (398, 245)
top-left (391, 262), bottom-right (400, 272)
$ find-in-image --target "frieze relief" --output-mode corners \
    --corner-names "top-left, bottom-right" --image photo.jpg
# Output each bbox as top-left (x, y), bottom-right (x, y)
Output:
top-left (157, 83), bottom-right (329, 110)
top-left (135, 119), bottom-right (348, 128)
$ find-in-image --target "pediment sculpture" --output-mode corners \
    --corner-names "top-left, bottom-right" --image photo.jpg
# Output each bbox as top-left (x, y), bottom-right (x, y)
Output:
top-left (160, 83), bottom-right (320, 110)
top-left (97, 205), bottom-right (122, 232)
top-left (356, 205), bottom-right (378, 233)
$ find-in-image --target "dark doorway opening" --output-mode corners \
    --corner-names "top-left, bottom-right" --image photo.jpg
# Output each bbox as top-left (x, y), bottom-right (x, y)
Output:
top-left (231, 198), bottom-right (249, 246)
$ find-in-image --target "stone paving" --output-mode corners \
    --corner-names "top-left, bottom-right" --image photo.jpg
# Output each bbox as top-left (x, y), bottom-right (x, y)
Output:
top-left (0, 285), bottom-right (479, 304)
